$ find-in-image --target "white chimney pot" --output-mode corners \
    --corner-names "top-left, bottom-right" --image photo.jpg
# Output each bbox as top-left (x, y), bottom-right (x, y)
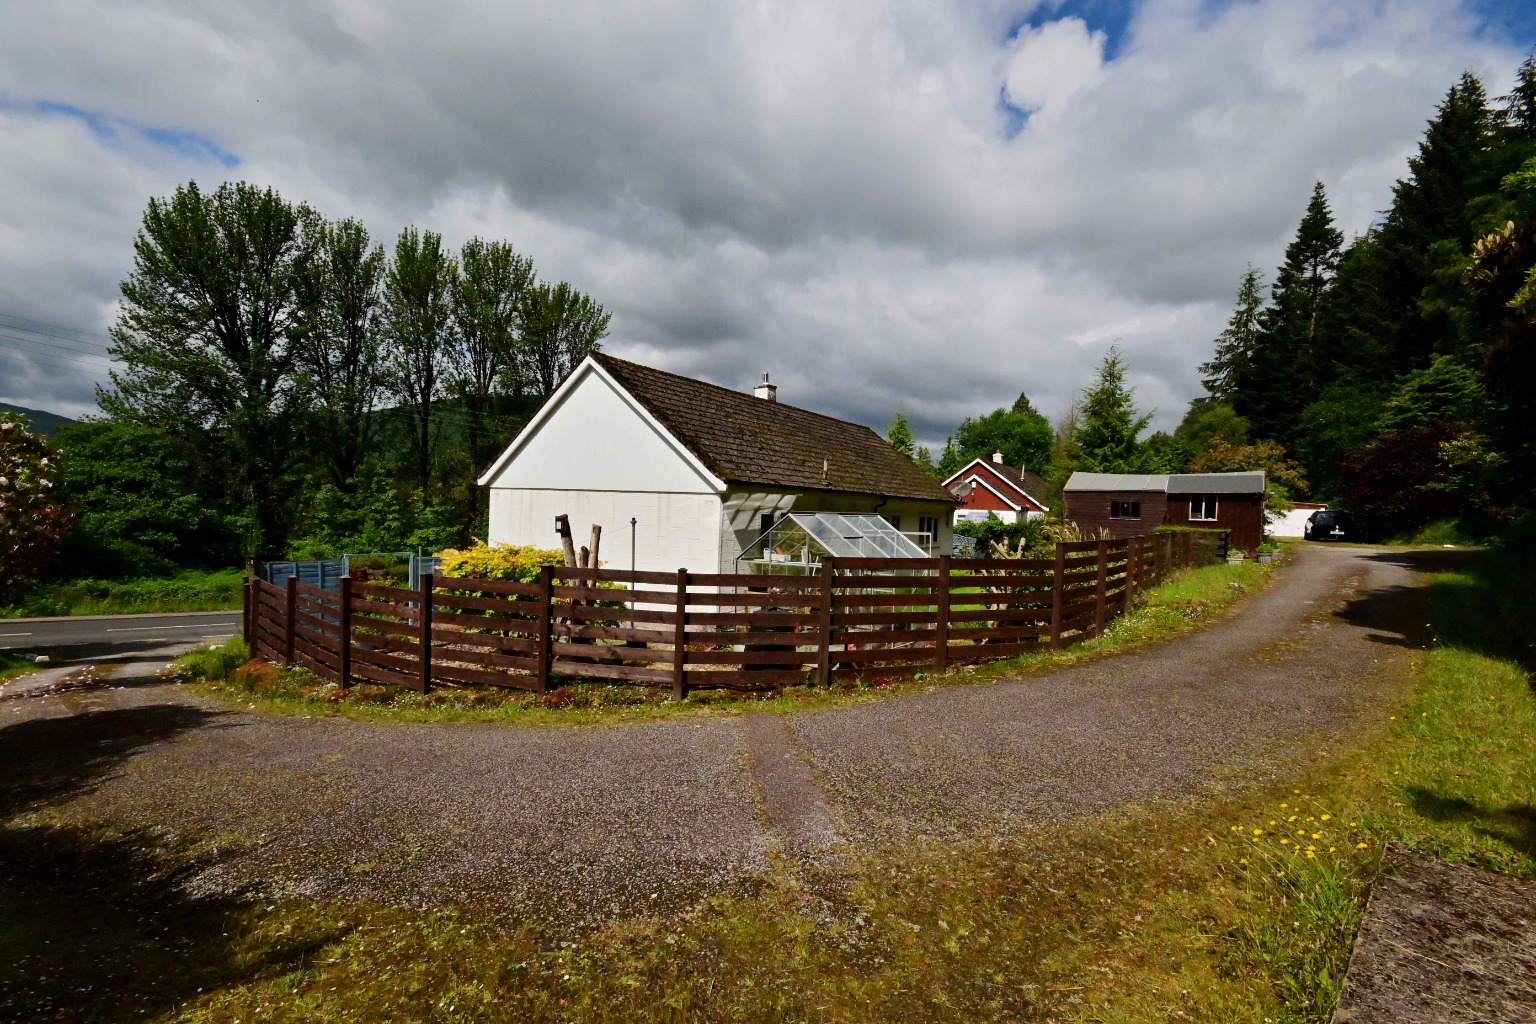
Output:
top-left (753, 372), bottom-right (777, 402)
top-left (992, 450), bottom-right (1005, 464)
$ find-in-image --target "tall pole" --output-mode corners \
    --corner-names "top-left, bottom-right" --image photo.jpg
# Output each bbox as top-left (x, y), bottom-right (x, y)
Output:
top-left (630, 517), bottom-right (637, 574)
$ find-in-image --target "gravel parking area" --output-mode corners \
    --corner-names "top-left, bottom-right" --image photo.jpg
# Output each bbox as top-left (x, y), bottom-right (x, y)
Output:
top-left (0, 545), bottom-right (1426, 918)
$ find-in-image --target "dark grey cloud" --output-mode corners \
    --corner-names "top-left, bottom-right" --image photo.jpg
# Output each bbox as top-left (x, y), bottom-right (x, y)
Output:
top-left (0, 0), bottom-right (1525, 442)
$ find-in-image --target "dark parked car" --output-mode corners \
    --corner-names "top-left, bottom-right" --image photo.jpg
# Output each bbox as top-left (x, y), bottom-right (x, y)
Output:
top-left (1304, 510), bottom-right (1353, 541)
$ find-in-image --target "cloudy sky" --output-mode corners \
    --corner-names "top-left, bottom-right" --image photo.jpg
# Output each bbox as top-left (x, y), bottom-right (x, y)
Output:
top-left (1, 0), bottom-right (1532, 450)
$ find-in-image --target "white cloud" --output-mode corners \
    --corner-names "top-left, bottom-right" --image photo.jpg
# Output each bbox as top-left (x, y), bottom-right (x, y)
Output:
top-left (1004, 17), bottom-right (1107, 118)
top-left (0, 0), bottom-right (1526, 444)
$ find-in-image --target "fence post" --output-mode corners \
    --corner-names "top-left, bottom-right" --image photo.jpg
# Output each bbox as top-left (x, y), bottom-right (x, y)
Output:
top-left (1093, 540), bottom-right (1109, 637)
top-left (242, 576), bottom-right (251, 646)
top-left (817, 557), bottom-right (835, 686)
top-left (1049, 542), bottom-right (1066, 649)
top-left (283, 575), bottom-right (298, 665)
top-left (934, 553), bottom-right (951, 674)
top-left (535, 564), bottom-right (553, 695)
top-left (418, 572), bottom-right (434, 694)
top-left (672, 568), bottom-right (688, 702)
top-left (338, 573), bottom-right (353, 691)
top-left (1124, 537), bottom-right (1137, 613)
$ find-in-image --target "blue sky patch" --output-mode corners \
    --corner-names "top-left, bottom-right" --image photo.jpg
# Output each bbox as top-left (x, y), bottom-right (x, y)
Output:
top-left (1005, 0), bottom-right (1137, 61)
top-left (17, 99), bottom-right (239, 168)
top-left (1467, 0), bottom-right (1536, 49)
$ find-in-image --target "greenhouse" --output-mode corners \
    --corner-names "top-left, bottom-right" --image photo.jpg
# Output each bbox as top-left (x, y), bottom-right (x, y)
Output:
top-left (738, 512), bottom-right (930, 575)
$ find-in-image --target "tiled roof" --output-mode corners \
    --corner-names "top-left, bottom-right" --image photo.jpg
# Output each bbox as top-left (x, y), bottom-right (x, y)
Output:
top-left (592, 354), bottom-right (957, 503)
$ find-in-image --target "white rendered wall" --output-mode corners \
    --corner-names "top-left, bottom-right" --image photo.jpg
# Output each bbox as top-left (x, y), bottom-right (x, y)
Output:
top-left (485, 370), bottom-right (717, 495)
top-left (487, 488), bottom-right (723, 575)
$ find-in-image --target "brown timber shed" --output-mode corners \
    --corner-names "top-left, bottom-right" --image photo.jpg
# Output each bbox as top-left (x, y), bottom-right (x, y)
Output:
top-left (1064, 471), bottom-right (1268, 552)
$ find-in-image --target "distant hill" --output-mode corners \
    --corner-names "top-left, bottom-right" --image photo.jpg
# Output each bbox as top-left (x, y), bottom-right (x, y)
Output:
top-left (0, 403), bottom-right (75, 437)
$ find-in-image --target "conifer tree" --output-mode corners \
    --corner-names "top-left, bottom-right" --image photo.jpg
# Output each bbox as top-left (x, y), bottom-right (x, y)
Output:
top-left (1233, 183), bottom-right (1342, 446)
top-left (1076, 347), bottom-right (1150, 473)
top-left (1200, 266), bottom-right (1264, 401)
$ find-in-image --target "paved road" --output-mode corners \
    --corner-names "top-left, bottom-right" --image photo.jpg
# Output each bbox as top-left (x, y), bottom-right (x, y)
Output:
top-left (0, 610), bottom-right (241, 652)
top-left (0, 546), bottom-right (1433, 920)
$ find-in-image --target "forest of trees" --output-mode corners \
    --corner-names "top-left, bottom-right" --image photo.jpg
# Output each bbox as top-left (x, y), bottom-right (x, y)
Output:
top-left (31, 180), bottom-right (610, 575)
top-left (897, 53), bottom-right (1536, 538)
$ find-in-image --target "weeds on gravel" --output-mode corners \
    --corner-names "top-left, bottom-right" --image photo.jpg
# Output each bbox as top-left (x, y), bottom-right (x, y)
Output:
top-left (185, 560), bottom-right (1276, 725)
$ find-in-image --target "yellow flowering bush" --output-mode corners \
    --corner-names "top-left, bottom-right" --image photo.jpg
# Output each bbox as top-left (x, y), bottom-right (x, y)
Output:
top-left (436, 543), bottom-right (563, 584)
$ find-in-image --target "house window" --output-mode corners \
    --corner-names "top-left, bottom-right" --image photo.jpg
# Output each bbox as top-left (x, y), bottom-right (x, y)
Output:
top-left (917, 516), bottom-right (940, 539)
top-left (760, 512), bottom-right (776, 538)
top-left (1189, 496), bottom-right (1218, 521)
top-left (1110, 500), bottom-right (1141, 519)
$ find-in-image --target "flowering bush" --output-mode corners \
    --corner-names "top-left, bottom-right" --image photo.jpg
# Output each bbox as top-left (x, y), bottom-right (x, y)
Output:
top-left (0, 414), bottom-right (74, 598)
top-left (436, 542), bottom-right (563, 584)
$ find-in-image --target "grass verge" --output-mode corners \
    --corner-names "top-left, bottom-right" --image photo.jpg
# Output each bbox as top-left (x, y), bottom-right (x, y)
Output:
top-left (4, 548), bottom-right (1531, 1021)
top-left (0, 653), bottom-right (35, 684)
top-left (182, 558), bottom-right (1276, 725)
top-left (0, 568), bottom-right (245, 618)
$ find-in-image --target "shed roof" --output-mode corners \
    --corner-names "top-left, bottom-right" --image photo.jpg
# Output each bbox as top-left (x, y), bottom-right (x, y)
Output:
top-left (590, 354), bottom-right (956, 503)
top-left (1063, 472), bottom-right (1170, 492)
top-left (1167, 471), bottom-right (1267, 494)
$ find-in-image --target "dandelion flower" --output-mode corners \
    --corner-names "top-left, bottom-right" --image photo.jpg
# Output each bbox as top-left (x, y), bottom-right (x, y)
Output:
top-left (1253, 829), bottom-right (1264, 836)
top-left (1329, 847), bottom-right (1336, 853)
top-left (1278, 871), bottom-right (1287, 878)
top-left (1321, 815), bottom-right (1332, 821)
top-left (1288, 815), bottom-right (1297, 822)
top-left (1307, 851), bottom-right (1316, 859)
top-left (1357, 842), bottom-right (1369, 849)
top-left (1280, 802), bottom-right (1287, 808)
top-left (1349, 821), bottom-right (1358, 827)
top-left (1311, 834), bottom-right (1321, 840)
top-left (1239, 858), bottom-right (1248, 865)
top-left (1280, 838), bottom-right (1290, 845)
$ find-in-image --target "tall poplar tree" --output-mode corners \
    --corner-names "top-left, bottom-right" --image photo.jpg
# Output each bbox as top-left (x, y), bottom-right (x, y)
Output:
top-left (451, 237), bottom-right (535, 477)
top-left (383, 228), bottom-right (457, 499)
top-left (295, 217), bottom-right (385, 490)
top-left (103, 181), bottom-right (320, 556)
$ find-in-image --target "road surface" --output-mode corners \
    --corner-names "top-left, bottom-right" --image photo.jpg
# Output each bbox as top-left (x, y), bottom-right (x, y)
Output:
top-left (0, 610), bottom-right (241, 652)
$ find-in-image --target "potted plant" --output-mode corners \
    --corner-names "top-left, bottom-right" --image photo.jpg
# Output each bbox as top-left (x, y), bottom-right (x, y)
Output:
top-left (1255, 540), bottom-right (1278, 564)
top-left (1226, 548), bottom-right (1245, 565)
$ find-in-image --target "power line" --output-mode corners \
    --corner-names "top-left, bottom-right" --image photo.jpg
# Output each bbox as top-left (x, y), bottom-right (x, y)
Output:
top-left (0, 311), bottom-right (115, 348)
top-left (0, 331), bottom-right (116, 369)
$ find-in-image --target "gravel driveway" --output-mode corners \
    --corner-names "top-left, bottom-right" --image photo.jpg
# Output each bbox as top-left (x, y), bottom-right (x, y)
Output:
top-left (0, 545), bottom-right (1428, 918)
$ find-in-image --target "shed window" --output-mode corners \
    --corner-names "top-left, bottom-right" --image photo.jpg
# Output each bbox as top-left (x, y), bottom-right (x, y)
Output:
top-left (917, 516), bottom-right (940, 539)
top-left (1110, 500), bottom-right (1141, 519)
top-left (1189, 496), bottom-right (1218, 521)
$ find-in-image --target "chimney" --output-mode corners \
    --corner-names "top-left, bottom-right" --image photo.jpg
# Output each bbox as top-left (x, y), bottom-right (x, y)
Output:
top-left (992, 450), bottom-right (1005, 465)
top-left (753, 372), bottom-right (777, 402)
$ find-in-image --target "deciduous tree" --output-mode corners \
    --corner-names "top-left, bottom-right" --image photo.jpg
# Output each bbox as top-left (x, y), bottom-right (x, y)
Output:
top-left (383, 227), bottom-right (457, 499)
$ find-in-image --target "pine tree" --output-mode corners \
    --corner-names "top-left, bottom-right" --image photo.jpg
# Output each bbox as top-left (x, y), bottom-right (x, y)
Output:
top-left (886, 412), bottom-right (917, 459)
top-left (1233, 183), bottom-right (1342, 446)
top-left (1200, 266), bottom-right (1264, 401)
top-left (1076, 347), bottom-right (1150, 473)
top-left (1499, 50), bottom-right (1536, 139)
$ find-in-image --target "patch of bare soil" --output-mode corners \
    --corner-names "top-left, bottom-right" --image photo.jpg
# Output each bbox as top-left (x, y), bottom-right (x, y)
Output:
top-left (1333, 843), bottom-right (1536, 1023)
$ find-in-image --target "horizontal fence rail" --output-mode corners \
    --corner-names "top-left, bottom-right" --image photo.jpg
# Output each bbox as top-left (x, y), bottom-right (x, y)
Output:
top-left (246, 531), bottom-right (1227, 698)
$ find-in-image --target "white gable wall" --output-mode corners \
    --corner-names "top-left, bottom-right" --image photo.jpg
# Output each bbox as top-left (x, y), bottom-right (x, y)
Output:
top-left (484, 368), bottom-right (724, 574)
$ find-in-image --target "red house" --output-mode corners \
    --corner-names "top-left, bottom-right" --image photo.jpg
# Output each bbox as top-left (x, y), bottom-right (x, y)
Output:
top-left (942, 452), bottom-right (1050, 524)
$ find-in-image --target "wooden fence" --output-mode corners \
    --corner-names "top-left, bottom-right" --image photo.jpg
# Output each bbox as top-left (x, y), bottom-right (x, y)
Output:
top-left (245, 530), bottom-right (1225, 698)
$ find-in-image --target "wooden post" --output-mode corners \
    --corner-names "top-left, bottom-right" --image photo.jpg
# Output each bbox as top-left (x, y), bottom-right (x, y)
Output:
top-left (241, 577), bottom-right (251, 646)
top-left (555, 514), bottom-right (578, 567)
top-left (1093, 540), bottom-right (1109, 637)
top-left (1124, 537), bottom-right (1137, 613)
top-left (672, 568), bottom-right (688, 702)
top-left (535, 564), bottom-right (553, 695)
top-left (284, 575), bottom-right (298, 665)
top-left (817, 557), bottom-right (836, 686)
top-left (934, 553), bottom-right (951, 673)
top-left (1049, 543), bottom-right (1066, 649)
top-left (588, 524), bottom-right (602, 571)
top-left (418, 572), bottom-right (434, 694)
top-left (338, 573), bottom-right (353, 690)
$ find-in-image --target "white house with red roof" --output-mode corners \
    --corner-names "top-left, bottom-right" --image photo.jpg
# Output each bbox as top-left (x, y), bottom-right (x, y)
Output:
top-left (941, 452), bottom-right (1050, 525)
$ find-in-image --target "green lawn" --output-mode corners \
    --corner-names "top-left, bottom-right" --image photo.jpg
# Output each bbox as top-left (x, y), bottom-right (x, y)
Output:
top-left (7, 547), bottom-right (1529, 1022)
top-left (0, 568), bottom-right (245, 618)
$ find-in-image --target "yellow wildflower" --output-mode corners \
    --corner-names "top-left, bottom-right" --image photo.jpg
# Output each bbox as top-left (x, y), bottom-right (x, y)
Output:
top-left (1307, 851), bottom-right (1316, 859)
top-left (1288, 815), bottom-right (1297, 822)
top-left (1311, 833), bottom-right (1321, 839)
top-left (1356, 842), bottom-right (1368, 849)
top-left (1321, 815), bottom-right (1332, 821)
top-left (1253, 828), bottom-right (1264, 836)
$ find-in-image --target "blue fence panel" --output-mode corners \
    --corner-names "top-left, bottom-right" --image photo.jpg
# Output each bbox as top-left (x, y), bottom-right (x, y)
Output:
top-left (258, 559), bottom-right (346, 593)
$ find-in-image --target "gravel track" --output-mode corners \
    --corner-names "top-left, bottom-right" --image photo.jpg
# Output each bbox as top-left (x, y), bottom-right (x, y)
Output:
top-left (0, 545), bottom-right (1429, 917)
